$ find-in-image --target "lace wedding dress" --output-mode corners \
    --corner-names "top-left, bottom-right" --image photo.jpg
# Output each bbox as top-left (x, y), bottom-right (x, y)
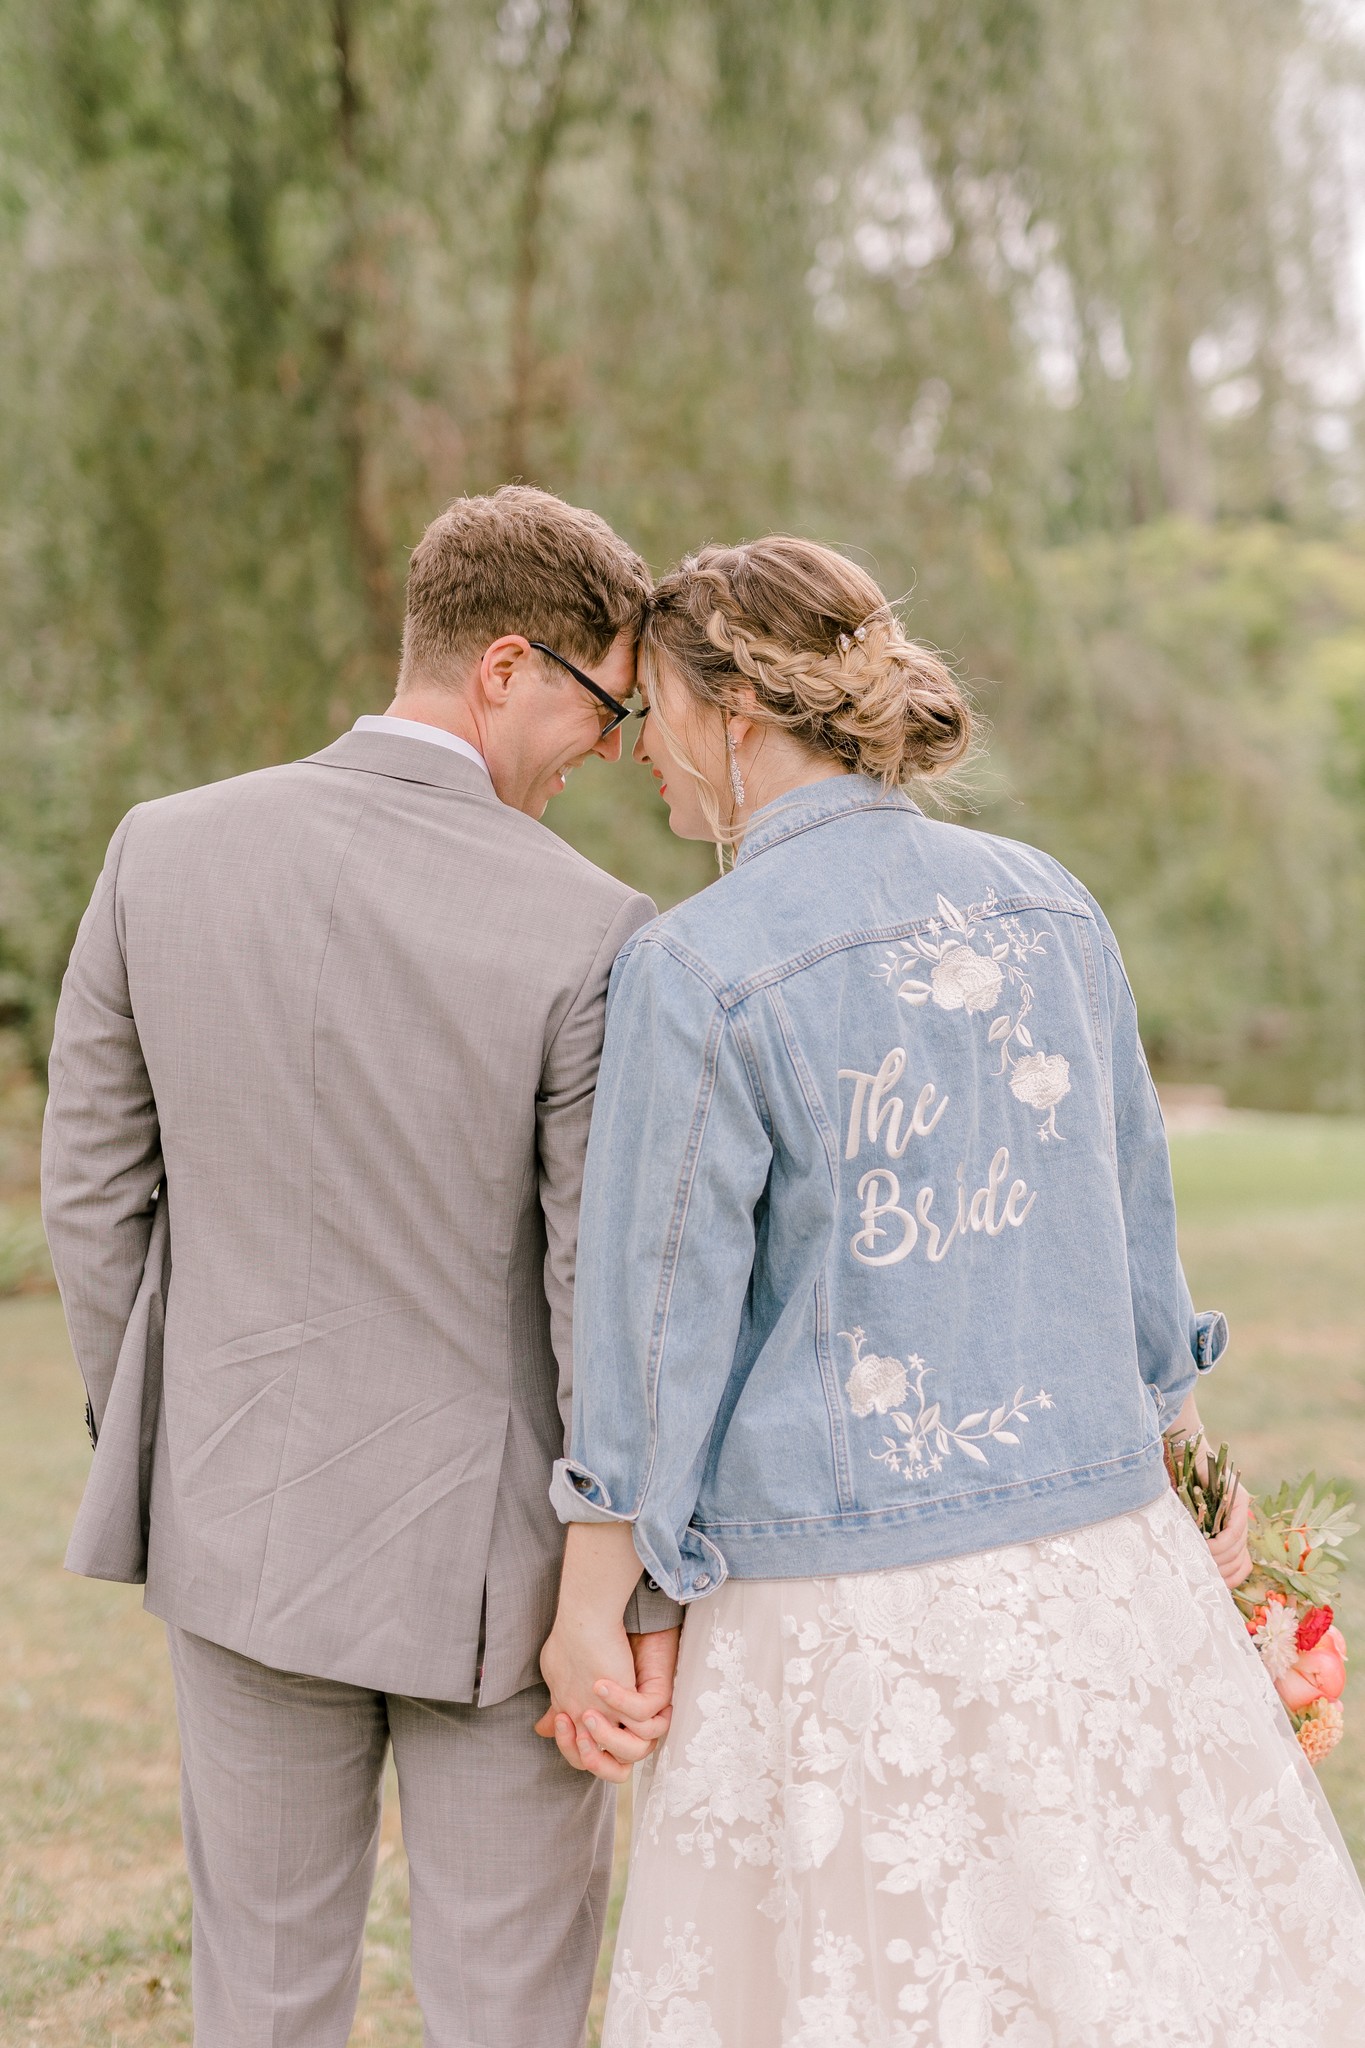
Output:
top-left (603, 1491), bottom-right (1365, 2047)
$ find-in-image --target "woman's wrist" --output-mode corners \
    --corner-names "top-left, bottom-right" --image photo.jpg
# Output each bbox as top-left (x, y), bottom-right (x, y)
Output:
top-left (553, 1520), bottom-right (647, 1634)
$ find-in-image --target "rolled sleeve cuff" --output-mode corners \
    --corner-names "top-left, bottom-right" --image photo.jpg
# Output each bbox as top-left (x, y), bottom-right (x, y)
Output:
top-left (550, 1458), bottom-right (632, 1526)
top-left (549, 1462), bottom-right (730, 1604)
top-left (1194, 1309), bottom-right (1228, 1372)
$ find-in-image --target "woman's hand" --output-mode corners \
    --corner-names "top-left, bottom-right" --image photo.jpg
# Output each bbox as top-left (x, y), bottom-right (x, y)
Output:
top-left (1164, 1390), bottom-right (1254, 1589)
top-left (1208, 1479), bottom-right (1254, 1589)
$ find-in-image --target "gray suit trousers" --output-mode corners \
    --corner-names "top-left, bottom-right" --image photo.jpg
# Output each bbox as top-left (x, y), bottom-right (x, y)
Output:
top-left (167, 1628), bottom-right (614, 2048)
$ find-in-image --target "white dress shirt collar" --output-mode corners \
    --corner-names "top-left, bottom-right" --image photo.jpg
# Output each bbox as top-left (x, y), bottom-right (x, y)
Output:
top-left (351, 714), bottom-right (490, 780)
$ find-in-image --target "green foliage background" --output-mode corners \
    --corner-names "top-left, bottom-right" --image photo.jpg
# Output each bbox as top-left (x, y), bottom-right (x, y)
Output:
top-left (1, 0), bottom-right (1362, 1105)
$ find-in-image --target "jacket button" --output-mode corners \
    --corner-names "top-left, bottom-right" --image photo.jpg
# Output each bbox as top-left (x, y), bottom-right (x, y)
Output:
top-left (693, 1573), bottom-right (711, 1591)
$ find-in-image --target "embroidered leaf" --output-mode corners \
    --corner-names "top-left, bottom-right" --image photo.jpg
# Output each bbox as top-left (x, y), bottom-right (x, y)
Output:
top-left (992, 943), bottom-right (1009, 959)
top-left (1015, 1022), bottom-right (1033, 1048)
top-left (937, 893), bottom-right (969, 932)
top-left (892, 1413), bottom-right (918, 1435)
top-left (994, 1430), bottom-right (1020, 1444)
top-left (920, 1403), bottom-right (940, 1431)
top-left (898, 981), bottom-right (932, 1005)
top-left (956, 1411), bottom-right (988, 1431)
top-left (935, 1428), bottom-right (950, 1454)
top-left (987, 1016), bottom-right (1012, 1043)
top-left (989, 1406), bottom-right (1007, 1431)
top-left (957, 1438), bottom-right (990, 1462)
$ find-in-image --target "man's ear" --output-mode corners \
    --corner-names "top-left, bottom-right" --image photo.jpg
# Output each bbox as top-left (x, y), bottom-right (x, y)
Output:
top-left (476, 635), bottom-right (533, 709)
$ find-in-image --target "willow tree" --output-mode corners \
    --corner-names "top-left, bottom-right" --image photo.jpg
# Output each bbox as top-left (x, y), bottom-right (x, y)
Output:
top-left (0, 0), bottom-right (1360, 1097)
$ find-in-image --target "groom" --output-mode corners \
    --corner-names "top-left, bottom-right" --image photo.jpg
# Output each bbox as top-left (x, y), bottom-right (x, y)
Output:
top-left (42, 486), bottom-right (680, 2048)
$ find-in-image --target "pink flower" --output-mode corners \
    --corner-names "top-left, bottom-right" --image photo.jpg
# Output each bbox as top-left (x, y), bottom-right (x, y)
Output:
top-left (1274, 1624), bottom-right (1347, 1713)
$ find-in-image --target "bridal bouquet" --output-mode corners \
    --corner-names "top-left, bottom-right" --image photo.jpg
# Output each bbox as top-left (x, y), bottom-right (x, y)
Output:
top-left (1166, 1436), bottom-right (1358, 1765)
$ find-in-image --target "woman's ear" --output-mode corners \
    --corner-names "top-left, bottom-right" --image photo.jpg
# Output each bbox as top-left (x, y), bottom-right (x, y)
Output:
top-left (725, 688), bottom-right (763, 755)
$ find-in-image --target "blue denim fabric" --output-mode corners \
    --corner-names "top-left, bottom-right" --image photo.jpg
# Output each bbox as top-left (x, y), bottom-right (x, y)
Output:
top-left (552, 776), bottom-right (1226, 1603)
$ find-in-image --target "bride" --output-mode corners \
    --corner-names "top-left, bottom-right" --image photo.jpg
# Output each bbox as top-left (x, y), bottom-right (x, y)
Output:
top-left (539, 536), bottom-right (1365, 2044)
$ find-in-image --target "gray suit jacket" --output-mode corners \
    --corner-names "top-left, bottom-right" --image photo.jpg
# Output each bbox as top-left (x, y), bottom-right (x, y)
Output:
top-left (42, 731), bottom-right (678, 1703)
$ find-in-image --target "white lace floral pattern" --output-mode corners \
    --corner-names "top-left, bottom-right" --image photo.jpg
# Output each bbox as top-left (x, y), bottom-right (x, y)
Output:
top-left (603, 1492), bottom-right (1365, 2047)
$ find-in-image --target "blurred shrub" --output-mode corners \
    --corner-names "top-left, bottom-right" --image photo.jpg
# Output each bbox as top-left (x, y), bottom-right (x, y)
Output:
top-left (996, 522), bottom-right (1365, 1109)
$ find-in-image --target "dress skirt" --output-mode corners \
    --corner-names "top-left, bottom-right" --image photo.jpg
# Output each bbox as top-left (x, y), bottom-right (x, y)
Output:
top-left (603, 1490), bottom-right (1365, 2047)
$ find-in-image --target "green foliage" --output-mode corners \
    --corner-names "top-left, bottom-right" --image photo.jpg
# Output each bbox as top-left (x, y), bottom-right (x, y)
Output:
top-left (1247, 1474), bottom-right (1359, 1607)
top-left (0, 0), bottom-right (1361, 1100)
top-left (991, 523), bottom-right (1365, 1107)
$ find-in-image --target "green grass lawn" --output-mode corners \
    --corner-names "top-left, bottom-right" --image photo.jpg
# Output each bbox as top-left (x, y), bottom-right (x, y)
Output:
top-left (1, 1113), bottom-right (1361, 2043)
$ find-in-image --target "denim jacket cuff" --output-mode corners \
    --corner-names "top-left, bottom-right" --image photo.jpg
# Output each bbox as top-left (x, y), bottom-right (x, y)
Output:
top-left (549, 1458), bottom-right (634, 1526)
top-left (1194, 1309), bottom-right (1229, 1373)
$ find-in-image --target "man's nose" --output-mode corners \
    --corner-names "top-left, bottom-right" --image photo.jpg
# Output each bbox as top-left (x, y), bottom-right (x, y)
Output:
top-left (593, 724), bottom-right (625, 764)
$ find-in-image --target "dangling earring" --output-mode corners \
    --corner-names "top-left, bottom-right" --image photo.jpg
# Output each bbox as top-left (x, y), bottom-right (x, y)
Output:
top-left (726, 724), bottom-right (746, 806)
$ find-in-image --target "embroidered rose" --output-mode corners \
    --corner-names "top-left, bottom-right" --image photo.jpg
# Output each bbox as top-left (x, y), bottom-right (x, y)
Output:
top-left (936, 1978), bottom-right (995, 2048)
top-left (845, 1348), bottom-right (908, 1419)
top-left (930, 944), bottom-right (1004, 1014)
top-left (876, 1675), bottom-right (953, 1777)
top-left (1130, 1569), bottom-right (1208, 1666)
top-left (1008, 1051), bottom-right (1071, 1110)
top-left (842, 1569), bottom-right (930, 1651)
top-left (1027, 1924), bottom-right (1111, 2027)
top-left (940, 1861), bottom-right (1035, 1975)
top-left (1014, 1813), bottom-right (1097, 1914)
top-left (1050, 1594), bottom-right (1143, 1692)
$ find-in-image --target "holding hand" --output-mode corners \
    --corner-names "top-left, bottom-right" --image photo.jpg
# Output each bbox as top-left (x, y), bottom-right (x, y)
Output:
top-left (1164, 1389), bottom-right (1253, 1589)
top-left (1207, 1479), bottom-right (1253, 1589)
top-left (535, 1523), bottom-right (681, 1782)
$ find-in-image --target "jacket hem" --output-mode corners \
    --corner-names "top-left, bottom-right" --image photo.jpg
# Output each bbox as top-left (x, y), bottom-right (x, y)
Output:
top-left (680, 1451), bottom-right (1171, 1590)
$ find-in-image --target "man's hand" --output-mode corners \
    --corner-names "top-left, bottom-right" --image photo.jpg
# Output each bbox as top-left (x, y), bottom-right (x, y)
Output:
top-left (536, 1622), bottom-right (676, 1783)
top-left (1208, 1480), bottom-right (1254, 1589)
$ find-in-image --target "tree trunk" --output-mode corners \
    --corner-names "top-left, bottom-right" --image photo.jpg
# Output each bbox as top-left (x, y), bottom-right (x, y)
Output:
top-left (503, 0), bottom-right (588, 481)
top-left (327, 0), bottom-right (401, 679)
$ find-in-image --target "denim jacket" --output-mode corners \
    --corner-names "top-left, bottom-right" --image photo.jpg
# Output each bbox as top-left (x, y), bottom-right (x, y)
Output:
top-left (551, 776), bottom-right (1225, 1603)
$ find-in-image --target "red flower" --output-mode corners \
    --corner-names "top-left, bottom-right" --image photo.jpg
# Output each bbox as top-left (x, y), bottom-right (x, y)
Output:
top-left (1297, 1604), bottom-right (1334, 1654)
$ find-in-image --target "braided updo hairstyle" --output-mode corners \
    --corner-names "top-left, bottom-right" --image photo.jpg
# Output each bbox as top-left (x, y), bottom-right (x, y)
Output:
top-left (639, 537), bottom-right (972, 846)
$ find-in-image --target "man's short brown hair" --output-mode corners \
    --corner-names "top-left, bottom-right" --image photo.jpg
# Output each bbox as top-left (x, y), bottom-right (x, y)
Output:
top-left (398, 485), bottom-right (651, 688)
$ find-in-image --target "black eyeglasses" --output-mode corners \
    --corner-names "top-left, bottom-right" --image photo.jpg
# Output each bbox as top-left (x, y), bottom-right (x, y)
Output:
top-left (529, 641), bottom-right (642, 737)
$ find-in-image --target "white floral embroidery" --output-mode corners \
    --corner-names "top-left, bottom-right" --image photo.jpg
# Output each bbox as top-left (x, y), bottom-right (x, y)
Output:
top-left (841, 1329), bottom-right (1053, 1481)
top-left (844, 1340), bottom-right (908, 1417)
top-left (876, 891), bottom-right (1073, 1141)
top-left (604, 1923), bottom-right (722, 2048)
top-left (604, 1491), bottom-right (1365, 2046)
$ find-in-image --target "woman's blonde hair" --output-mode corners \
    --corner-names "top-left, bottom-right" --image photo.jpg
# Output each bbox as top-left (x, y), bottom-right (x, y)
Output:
top-left (639, 537), bottom-right (973, 848)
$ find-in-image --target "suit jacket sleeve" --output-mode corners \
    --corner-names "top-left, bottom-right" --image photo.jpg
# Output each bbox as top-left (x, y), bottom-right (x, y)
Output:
top-left (537, 889), bottom-right (655, 1437)
top-left (41, 811), bottom-right (164, 1430)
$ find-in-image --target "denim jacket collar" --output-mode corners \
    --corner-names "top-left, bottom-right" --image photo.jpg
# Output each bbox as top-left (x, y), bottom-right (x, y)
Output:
top-left (734, 774), bottom-right (922, 870)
